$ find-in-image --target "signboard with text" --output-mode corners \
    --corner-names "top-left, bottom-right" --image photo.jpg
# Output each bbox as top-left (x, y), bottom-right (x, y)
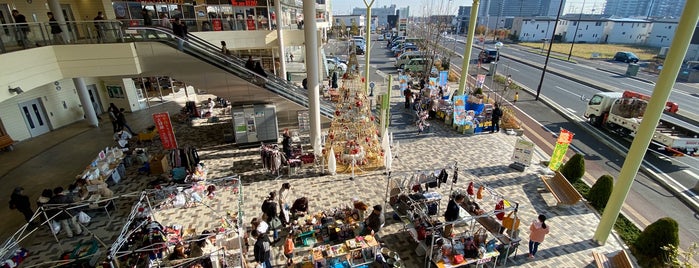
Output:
top-left (511, 139), bottom-right (535, 166)
top-left (153, 112), bottom-right (178, 150)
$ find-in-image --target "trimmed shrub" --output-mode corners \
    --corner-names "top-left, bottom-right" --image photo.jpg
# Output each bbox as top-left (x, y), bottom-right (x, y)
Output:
top-left (473, 88), bottom-right (483, 95)
top-left (587, 175), bottom-right (614, 211)
top-left (560, 153), bottom-right (585, 183)
top-left (633, 217), bottom-right (679, 261)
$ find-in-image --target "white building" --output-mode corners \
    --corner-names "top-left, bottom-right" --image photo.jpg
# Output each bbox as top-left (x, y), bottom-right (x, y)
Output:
top-left (606, 18), bottom-right (651, 44)
top-left (512, 17), bottom-right (568, 42)
top-left (333, 15), bottom-right (365, 29)
top-left (646, 19), bottom-right (678, 47)
top-left (560, 16), bottom-right (611, 44)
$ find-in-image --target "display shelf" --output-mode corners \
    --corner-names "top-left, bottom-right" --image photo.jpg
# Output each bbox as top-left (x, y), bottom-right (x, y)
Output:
top-left (435, 251), bottom-right (499, 268)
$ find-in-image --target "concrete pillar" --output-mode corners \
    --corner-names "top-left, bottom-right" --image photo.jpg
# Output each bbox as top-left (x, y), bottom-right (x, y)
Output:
top-left (275, 0), bottom-right (287, 79)
top-left (73, 78), bottom-right (99, 127)
top-left (48, 0), bottom-right (71, 43)
top-left (593, 1), bottom-right (699, 245)
top-left (303, 0), bottom-right (322, 156)
top-left (458, 0), bottom-right (480, 95)
top-left (363, 0), bottom-right (375, 94)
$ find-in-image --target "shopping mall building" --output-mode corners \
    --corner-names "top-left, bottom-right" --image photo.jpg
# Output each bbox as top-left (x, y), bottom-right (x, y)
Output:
top-left (0, 0), bottom-right (333, 143)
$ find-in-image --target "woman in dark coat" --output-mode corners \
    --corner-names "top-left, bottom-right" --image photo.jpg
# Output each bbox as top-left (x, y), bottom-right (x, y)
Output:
top-left (10, 187), bottom-right (34, 223)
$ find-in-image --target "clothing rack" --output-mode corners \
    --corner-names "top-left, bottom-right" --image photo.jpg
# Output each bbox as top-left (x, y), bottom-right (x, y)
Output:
top-left (169, 146), bottom-right (201, 172)
top-left (260, 142), bottom-right (287, 179)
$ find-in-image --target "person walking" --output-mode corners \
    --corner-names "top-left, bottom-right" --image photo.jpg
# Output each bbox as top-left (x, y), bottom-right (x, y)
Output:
top-left (159, 13), bottom-right (171, 28)
top-left (107, 103), bottom-right (119, 133)
top-left (404, 88), bottom-right (413, 109)
top-left (278, 182), bottom-right (292, 226)
top-left (253, 231), bottom-right (272, 268)
top-left (283, 232), bottom-right (295, 266)
top-left (47, 12), bottom-right (64, 44)
top-left (528, 214), bottom-right (550, 259)
top-left (254, 62), bottom-right (268, 78)
top-left (9, 187), bottom-right (34, 223)
top-left (93, 11), bottom-right (106, 43)
top-left (289, 53), bottom-right (294, 62)
top-left (12, 10), bottom-right (30, 48)
top-left (141, 8), bottom-right (157, 39)
top-left (513, 91), bottom-right (519, 105)
top-left (116, 108), bottom-right (134, 134)
top-left (172, 17), bottom-right (187, 50)
top-left (491, 103), bottom-right (503, 133)
top-left (282, 129), bottom-right (292, 160)
top-left (443, 194), bottom-right (465, 238)
top-left (262, 192), bottom-right (280, 240)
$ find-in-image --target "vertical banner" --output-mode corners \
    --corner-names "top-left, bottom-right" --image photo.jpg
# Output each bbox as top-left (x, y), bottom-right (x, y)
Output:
top-left (439, 71), bottom-right (448, 87)
top-left (548, 128), bottom-right (575, 170)
top-left (429, 77), bottom-right (438, 95)
top-left (476, 74), bottom-right (486, 89)
top-left (153, 112), bottom-right (178, 150)
top-left (399, 75), bottom-right (408, 92)
top-left (452, 95), bottom-right (467, 126)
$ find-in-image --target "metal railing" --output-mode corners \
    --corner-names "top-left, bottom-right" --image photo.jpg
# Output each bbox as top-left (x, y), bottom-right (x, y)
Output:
top-left (0, 20), bottom-right (125, 53)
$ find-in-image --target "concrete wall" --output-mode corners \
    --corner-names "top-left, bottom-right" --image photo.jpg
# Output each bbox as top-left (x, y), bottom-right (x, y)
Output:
top-left (607, 21), bottom-right (650, 44)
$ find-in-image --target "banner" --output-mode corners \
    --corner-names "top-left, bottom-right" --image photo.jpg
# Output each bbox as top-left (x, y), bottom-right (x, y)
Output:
top-left (153, 112), bottom-right (178, 150)
top-left (452, 95), bottom-right (468, 126)
top-left (476, 74), bottom-right (486, 89)
top-left (511, 139), bottom-right (535, 166)
top-left (439, 71), bottom-right (448, 87)
top-left (429, 77), bottom-right (438, 95)
top-left (548, 128), bottom-right (575, 170)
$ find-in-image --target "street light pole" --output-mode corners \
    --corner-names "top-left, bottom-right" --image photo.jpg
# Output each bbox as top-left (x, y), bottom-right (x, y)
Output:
top-left (567, 0), bottom-right (585, 61)
top-left (534, 0), bottom-right (564, 101)
top-left (457, 0), bottom-right (480, 96)
top-left (363, 0), bottom-right (376, 94)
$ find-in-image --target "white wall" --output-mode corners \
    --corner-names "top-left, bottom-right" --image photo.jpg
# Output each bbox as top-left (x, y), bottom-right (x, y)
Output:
top-left (607, 21), bottom-right (651, 44)
top-left (517, 20), bottom-right (561, 42)
top-left (646, 22), bottom-right (677, 47)
top-left (563, 21), bottom-right (609, 43)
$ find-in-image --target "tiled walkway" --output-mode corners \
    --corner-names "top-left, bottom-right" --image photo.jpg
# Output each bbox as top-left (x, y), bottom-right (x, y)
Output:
top-left (0, 87), bottom-right (629, 267)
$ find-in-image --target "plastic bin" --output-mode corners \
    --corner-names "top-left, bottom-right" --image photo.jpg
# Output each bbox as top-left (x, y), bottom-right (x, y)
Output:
top-left (626, 63), bottom-right (639, 76)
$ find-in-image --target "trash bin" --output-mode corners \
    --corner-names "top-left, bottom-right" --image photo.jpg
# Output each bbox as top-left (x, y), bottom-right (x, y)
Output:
top-left (286, 72), bottom-right (291, 81)
top-left (488, 62), bottom-right (498, 76)
top-left (626, 63), bottom-right (639, 76)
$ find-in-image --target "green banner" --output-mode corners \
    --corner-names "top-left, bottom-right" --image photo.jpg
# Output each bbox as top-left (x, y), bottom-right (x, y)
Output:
top-left (548, 143), bottom-right (569, 171)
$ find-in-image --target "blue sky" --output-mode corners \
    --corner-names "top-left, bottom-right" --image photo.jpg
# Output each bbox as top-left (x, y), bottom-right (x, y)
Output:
top-left (331, 0), bottom-right (607, 16)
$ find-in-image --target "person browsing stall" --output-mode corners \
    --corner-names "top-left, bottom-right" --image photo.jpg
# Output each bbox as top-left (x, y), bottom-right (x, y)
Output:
top-left (444, 194), bottom-right (465, 237)
top-left (113, 128), bottom-right (133, 148)
top-left (363, 205), bottom-right (385, 235)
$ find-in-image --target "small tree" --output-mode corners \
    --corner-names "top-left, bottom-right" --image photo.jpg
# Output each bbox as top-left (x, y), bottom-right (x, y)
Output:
top-left (476, 25), bottom-right (487, 35)
top-left (634, 217), bottom-right (680, 262)
top-left (587, 175), bottom-right (614, 211)
top-left (350, 21), bottom-right (359, 36)
top-left (560, 153), bottom-right (585, 183)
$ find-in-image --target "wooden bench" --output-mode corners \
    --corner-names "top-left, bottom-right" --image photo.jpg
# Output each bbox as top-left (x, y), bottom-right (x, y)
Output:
top-left (0, 135), bottom-right (14, 151)
top-left (592, 250), bottom-right (634, 268)
top-left (540, 171), bottom-right (583, 206)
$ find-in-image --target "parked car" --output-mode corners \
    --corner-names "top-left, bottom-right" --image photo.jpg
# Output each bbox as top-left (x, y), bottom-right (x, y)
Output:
top-left (395, 51), bottom-right (429, 68)
top-left (377, 35), bottom-right (385, 41)
top-left (403, 58), bottom-right (432, 72)
top-left (395, 45), bottom-right (418, 57)
top-left (479, 49), bottom-right (499, 63)
top-left (613, 51), bottom-right (639, 63)
top-left (355, 45), bottom-right (365, 55)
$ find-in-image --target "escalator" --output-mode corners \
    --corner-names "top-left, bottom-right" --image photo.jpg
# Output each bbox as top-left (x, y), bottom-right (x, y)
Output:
top-left (126, 26), bottom-right (335, 119)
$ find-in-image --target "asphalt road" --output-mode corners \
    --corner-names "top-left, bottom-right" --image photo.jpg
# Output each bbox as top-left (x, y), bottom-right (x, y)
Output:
top-left (332, 35), bottom-right (699, 259)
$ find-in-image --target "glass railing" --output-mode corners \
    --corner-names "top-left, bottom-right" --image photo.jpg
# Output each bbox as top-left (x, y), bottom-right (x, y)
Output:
top-left (124, 26), bottom-right (335, 118)
top-left (0, 20), bottom-right (125, 53)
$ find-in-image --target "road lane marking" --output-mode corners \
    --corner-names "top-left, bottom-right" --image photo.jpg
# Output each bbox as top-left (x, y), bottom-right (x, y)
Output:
top-left (621, 82), bottom-right (649, 91)
top-left (555, 86), bottom-right (583, 98)
top-left (684, 169), bottom-right (699, 181)
top-left (566, 108), bottom-right (577, 113)
top-left (550, 62), bottom-right (574, 69)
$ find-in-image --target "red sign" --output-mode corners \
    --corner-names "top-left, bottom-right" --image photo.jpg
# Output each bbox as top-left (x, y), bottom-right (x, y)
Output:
top-left (153, 112), bottom-right (178, 150)
top-left (231, 0), bottom-right (257, 6)
top-left (246, 18), bottom-right (256, 30)
top-left (212, 19), bottom-right (223, 31)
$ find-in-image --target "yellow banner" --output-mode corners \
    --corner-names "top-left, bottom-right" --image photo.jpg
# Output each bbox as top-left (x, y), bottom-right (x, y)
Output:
top-left (548, 143), bottom-right (569, 171)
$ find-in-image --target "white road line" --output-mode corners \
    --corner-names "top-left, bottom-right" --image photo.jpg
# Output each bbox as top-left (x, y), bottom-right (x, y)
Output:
top-left (503, 66), bottom-right (520, 72)
top-left (555, 86), bottom-right (583, 98)
top-left (621, 82), bottom-right (649, 91)
top-left (550, 62), bottom-right (574, 69)
top-left (684, 169), bottom-right (699, 181)
top-left (566, 108), bottom-right (577, 113)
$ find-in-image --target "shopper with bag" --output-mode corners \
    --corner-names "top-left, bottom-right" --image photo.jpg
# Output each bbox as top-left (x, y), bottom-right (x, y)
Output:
top-left (261, 192), bottom-right (280, 240)
top-left (278, 183), bottom-right (292, 226)
top-left (362, 205), bottom-right (385, 235)
top-left (252, 230), bottom-right (272, 268)
top-left (443, 194), bottom-right (465, 238)
top-left (528, 214), bottom-right (550, 259)
top-left (47, 187), bottom-right (84, 238)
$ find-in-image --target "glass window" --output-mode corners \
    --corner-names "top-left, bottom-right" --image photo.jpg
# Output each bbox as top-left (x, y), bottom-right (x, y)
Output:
top-left (588, 95), bottom-right (603, 105)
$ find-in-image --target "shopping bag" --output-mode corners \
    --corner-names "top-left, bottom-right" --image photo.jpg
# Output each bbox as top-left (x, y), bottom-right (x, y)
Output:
top-left (269, 217), bottom-right (282, 230)
top-left (77, 211), bottom-right (91, 224)
top-left (50, 220), bottom-right (61, 234)
top-left (501, 212), bottom-right (520, 230)
top-left (452, 254), bottom-right (465, 264)
top-left (474, 228), bottom-right (488, 246)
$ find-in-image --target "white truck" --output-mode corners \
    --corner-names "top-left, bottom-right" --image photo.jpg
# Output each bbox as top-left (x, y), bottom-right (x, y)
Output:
top-left (584, 90), bottom-right (699, 156)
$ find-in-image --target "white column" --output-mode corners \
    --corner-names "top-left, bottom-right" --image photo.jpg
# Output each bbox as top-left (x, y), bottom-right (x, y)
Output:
top-left (48, 0), bottom-right (71, 43)
top-left (275, 0), bottom-right (287, 80)
top-left (303, 0), bottom-right (322, 156)
top-left (73, 78), bottom-right (99, 127)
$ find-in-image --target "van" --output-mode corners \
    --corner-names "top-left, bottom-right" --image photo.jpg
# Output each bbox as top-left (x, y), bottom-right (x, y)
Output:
top-left (395, 52), bottom-right (428, 68)
top-left (403, 58), bottom-right (432, 72)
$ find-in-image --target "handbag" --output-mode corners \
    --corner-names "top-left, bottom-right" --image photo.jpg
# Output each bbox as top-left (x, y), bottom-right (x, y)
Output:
top-left (452, 254), bottom-right (465, 264)
top-left (466, 182), bottom-right (474, 195)
top-left (501, 211), bottom-right (520, 230)
top-left (474, 228), bottom-right (488, 246)
top-left (269, 217), bottom-right (282, 230)
top-left (495, 200), bottom-right (505, 220)
top-left (77, 211), bottom-right (92, 224)
top-left (476, 186), bottom-right (484, 200)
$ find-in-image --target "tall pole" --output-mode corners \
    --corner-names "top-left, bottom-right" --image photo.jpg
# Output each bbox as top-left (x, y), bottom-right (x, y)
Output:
top-left (457, 0), bottom-right (480, 95)
top-left (303, 0), bottom-right (322, 157)
top-left (534, 0), bottom-right (564, 101)
top-left (593, 0), bottom-right (699, 245)
top-left (567, 0), bottom-right (585, 61)
top-left (275, 0), bottom-right (287, 79)
top-left (364, 0), bottom-right (376, 94)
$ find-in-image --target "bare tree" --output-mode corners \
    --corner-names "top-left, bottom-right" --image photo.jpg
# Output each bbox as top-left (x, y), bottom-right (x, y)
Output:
top-left (410, 0), bottom-right (458, 76)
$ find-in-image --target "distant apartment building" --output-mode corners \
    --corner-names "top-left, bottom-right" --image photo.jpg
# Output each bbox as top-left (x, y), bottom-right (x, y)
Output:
top-left (603, 0), bottom-right (686, 18)
top-left (606, 18), bottom-right (651, 44)
top-left (511, 16), bottom-right (568, 42)
top-left (456, 6), bottom-right (472, 34)
top-left (334, 14), bottom-right (365, 31)
top-left (478, 0), bottom-right (564, 28)
top-left (353, 5), bottom-right (396, 28)
top-left (646, 19), bottom-right (678, 47)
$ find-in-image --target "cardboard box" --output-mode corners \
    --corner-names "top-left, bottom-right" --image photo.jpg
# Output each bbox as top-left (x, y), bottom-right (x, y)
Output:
top-left (149, 154), bottom-right (170, 175)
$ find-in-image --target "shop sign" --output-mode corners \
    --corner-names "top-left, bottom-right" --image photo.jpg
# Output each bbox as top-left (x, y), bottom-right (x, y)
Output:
top-left (476, 74), bottom-right (485, 88)
top-left (153, 112), bottom-right (178, 150)
top-left (439, 70), bottom-right (448, 87)
top-left (246, 18), bottom-right (256, 30)
top-left (127, 0), bottom-right (184, 3)
top-left (212, 19), bottom-right (223, 31)
top-left (231, 0), bottom-right (257, 6)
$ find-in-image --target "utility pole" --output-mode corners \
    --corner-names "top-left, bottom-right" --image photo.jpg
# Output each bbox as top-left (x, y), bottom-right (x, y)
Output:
top-left (534, 0), bottom-right (564, 101)
top-left (364, 0), bottom-right (376, 94)
top-left (567, 0), bottom-right (585, 61)
top-left (457, 0), bottom-right (481, 95)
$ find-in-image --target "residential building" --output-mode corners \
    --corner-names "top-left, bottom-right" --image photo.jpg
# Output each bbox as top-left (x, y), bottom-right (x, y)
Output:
top-left (478, 0), bottom-right (565, 28)
top-left (333, 14), bottom-right (365, 30)
top-left (456, 6), bottom-right (472, 35)
top-left (511, 16), bottom-right (568, 42)
top-left (560, 15), bottom-right (611, 43)
top-left (646, 19), bottom-right (678, 47)
top-left (352, 4), bottom-right (396, 28)
top-left (603, 0), bottom-right (686, 19)
top-left (606, 18), bottom-right (651, 44)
